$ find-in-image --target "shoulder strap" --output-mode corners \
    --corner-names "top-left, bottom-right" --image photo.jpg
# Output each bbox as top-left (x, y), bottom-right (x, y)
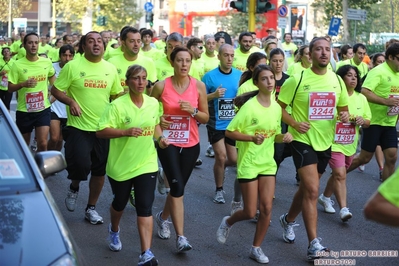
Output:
top-left (290, 70), bottom-right (304, 107)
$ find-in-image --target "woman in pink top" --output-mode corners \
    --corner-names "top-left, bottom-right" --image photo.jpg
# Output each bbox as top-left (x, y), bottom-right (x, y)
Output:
top-left (151, 46), bottom-right (209, 252)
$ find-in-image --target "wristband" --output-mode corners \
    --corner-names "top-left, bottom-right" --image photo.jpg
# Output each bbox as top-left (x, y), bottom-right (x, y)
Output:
top-left (157, 135), bottom-right (165, 143)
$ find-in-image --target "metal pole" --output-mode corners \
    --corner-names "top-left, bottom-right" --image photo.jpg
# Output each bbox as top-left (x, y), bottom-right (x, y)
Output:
top-left (391, 0), bottom-right (394, 32)
top-left (52, 0), bottom-right (56, 37)
top-left (37, 0), bottom-right (40, 35)
top-left (8, 0), bottom-right (12, 38)
top-left (354, 21), bottom-right (357, 43)
top-left (248, 0), bottom-right (256, 32)
top-left (282, 0), bottom-right (286, 37)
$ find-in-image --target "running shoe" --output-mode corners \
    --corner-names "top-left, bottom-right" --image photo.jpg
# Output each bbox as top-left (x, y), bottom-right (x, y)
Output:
top-left (307, 237), bottom-right (329, 261)
top-left (318, 194), bottom-right (336, 214)
top-left (231, 201), bottom-right (243, 215)
top-left (176, 236), bottom-right (192, 252)
top-left (249, 246), bottom-right (269, 264)
top-left (65, 189), bottom-right (78, 212)
top-left (155, 211), bottom-right (171, 239)
top-left (206, 145), bottom-right (215, 157)
top-left (156, 167), bottom-right (167, 195)
top-left (279, 213), bottom-right (298, 243)
top-left (107, 223), bottom-right (122, 251)
top-left (213, 190), bottom-right (225, 204)
top-left (340, 207), bottom-right (352, 222)
top-left (138, 249), bottom-right (158, 266)
top-left (85, 208), bottom-right (104, 225)
top-left (216, 216), bottom-right (231, 244)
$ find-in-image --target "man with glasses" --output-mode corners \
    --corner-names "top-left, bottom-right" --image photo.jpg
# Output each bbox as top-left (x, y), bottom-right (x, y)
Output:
top-left (346, 42), bottom-right (399, 182)
top-left (187, 37), bottom-right (205, 81)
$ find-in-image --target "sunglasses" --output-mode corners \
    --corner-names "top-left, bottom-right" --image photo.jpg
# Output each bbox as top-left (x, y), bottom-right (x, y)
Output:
top-left (197, 46), bottom-right (203, 50)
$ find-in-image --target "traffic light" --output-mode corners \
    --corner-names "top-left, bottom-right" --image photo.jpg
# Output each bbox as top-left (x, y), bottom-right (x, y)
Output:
top-left (145, 12), bottom-right (154, 24)
top-left (230, 0), bottom-right (247, 13)
top-left (256, 0), bottom-right (275, 13)
top-left (96, 16), bottom-right (107, 26)
top-left (178, 17), bottom-right (185, 29)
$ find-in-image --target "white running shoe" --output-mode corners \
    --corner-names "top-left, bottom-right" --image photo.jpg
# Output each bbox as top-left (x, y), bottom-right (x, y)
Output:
top-left (307, 237), bottom-right (329, 261)
top-left (176, 235), bottom-right (192, 252)
top-left (231, 201), bottom-right (243, 215)
top-left (318, 194), bottom-right (336, 214)
top-left (155, 211), bottom-right (171, 239)
top-left (85, 208), bottom-right (104, 225)
top-left (65, 189), bottom-right (78, 212)
top-left (213, 190), bottom-right (226, 204)
top-left (340, 207), bottom-right (352, 222)
top-left (279, 213), bottom-right (298, 243)
top-left (249, 246), bottom-right (269, 264)
top-left (156, 167), bottom-right (167, 195)
top-left (216, 216), bottom-right (231, 244)
top-left (107, 223), bottom-right (122, 251)
top-left (206, 145), bottom-right (215, 157)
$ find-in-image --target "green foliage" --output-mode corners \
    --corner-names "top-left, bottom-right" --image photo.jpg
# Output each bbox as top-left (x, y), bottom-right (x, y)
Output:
top-left (56, 0), bottom-right (143, 32)
top-left (0, 0), bottom-right (31, 22)
top-left (215, 10), bottom-right (267, 37)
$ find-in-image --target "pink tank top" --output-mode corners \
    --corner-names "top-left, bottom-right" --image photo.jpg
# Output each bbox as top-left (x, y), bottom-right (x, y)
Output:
top-left (160, 77), bottom-right (199, 148)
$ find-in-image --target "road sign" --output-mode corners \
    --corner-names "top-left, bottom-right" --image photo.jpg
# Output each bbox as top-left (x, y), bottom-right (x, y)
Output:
top-left (328, 17), bottom-right (341, 36)
top-left (347, 8), bottom-right (367, 21)
top-left (277, 5), bottom-right (288, 17)
top-left (144, 1), bottom-right (154, 12)
top-left (278, 17), bottom-right (287, 29)
top-left (13, 18), bottom-right (27, 28)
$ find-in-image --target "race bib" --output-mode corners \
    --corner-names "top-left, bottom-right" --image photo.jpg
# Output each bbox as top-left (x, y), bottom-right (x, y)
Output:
top-left (217, 98), bottom-right (235, 120)
top-left (387, 95), bottom-right (399, 116)
top-left (308, 92), bottom-right (336, 120)
top-left (334, 122), bottom-right (356, 144)
top-left (1, 75), bottom-right (7, 87)
top-left (25, 91), bottom-right (45, 112)
top-left (163, 115), bottom-right (190, 144)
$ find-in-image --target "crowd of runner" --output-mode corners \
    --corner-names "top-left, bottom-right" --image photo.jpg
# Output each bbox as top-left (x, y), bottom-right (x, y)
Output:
top-left (1, 26), bottom-right (399, 265)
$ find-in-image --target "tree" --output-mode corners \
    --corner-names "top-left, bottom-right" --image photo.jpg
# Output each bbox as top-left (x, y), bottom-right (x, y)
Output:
top-left (311, 0), bottom-right (380, 42)
top-left (215, 10), bottom-right (266, 37)
top-left (0, 0), bottom-right (31, 22)
top-left (56, 0), bottom-right (143, 32)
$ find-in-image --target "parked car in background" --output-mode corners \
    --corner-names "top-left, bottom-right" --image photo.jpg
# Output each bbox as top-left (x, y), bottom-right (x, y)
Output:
top-left (0, 100), bottom-right (84, 265)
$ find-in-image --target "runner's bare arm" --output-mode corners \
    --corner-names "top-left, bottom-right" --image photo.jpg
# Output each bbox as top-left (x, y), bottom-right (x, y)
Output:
top-left (364, 191), bottom-right (399, 227)
top-left (279, 101), bottom-right (310, 134)
top-left (8, 78), bottom-right (35, 92)
top-left (362, 88), bottom-right (399, 107)
top-left (48, 74), bottom-right (56, 86)
top-left (51, 85), bottom-right (82, 117)
top-left (195, 80), bottom-right (209, 124)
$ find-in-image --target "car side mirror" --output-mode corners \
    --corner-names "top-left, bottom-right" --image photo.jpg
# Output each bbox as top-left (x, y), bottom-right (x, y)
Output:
top-left (34, 151), bottom-right (67, 178)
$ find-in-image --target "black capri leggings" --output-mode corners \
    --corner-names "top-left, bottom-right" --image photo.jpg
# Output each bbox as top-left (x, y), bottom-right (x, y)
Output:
top-left (157, 143), bottom-right (200, 197)
top-left (108, 171), bottom-right (157, 217)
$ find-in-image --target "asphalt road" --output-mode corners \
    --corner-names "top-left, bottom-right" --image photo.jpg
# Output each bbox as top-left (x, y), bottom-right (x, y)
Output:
top-left (42, 125), bottom-right (399, 266)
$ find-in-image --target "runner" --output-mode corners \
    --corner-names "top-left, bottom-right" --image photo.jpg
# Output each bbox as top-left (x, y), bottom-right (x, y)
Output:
top-left (318, 65), bottom-right (371, 222)
top-left (151, 46), bottom-right (209, 252)
top-left (216, 64), bottom-right (293, 264)
top-left (97, 65), bottom-right (167, 265)
top-left (0, 47), bottom-right (14, 112)
top-left (277, 37), bottom-right (349, 261)
top-left (232, 32), bottom-right (254, 72)
top-left (202, 44), bottom-right (241, 206)
top-left (8, 32), bottom-right (56, 151)
top-left (346, 42), bottom-right (399, 182)
top-left (51, 31), bottom-right (123, 224)
top-left (48, 44), bottom-right (75, 151)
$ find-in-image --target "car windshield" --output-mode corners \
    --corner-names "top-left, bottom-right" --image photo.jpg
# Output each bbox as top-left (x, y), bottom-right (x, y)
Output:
top-left (0, 110), bottom-right (37, 194)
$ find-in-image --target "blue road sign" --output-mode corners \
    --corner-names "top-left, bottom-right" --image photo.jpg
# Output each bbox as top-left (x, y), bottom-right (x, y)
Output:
top-left (144, 2), bottom-right (154, 12)
top-left (277, 5), bottom-right (288, 17)
top-left (328, 17), bottom-right (341, 36)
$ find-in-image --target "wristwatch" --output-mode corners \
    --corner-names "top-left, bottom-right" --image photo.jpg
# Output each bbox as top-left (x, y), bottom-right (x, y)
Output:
top-left (191, 108), bottom-right (198, 117)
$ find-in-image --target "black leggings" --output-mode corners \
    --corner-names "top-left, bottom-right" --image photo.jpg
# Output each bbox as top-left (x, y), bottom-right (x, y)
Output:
top-left (108, 171), bottom-right (157, 217)
top-left (157, 143), bottom-right (200, 197)
top-left (0, 90), bottom-right (12, 110)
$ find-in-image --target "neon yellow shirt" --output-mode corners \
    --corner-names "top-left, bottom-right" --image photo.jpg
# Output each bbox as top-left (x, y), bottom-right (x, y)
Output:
top-left (155, 56), bottom-right (173, 81)
top-left (54, 56), bottom-right (123, 131)
top-left (11, 40), bottom-right (22, 54)
top-left (8, 57), bottom-right (55, 112)
top-left (336, 58), bottom-right (369, 78)
top-left (281, 42), bottom-right (297, 66)
top-left (278, 68), bottom-right (349, 151)
top-left (154, 40), bottom-right (166, 51)
top-left (227, 96), bottom-right (282, 179)
top-left (0, 58), bottom-right (15, 91)
top-left (233, 48), bottom-right (252, 72)
top-left (189, 58), bottom-right (205, 81)
top-left (38, 44), bottom-right (52, 55)
top-left (332, 91), bottom-right (371, 156)
top-left (362, 62), bottom-right (399, 126)
top-left (140, 47), bottom-right (165, 62)
top-left (108, 54), bottom-right (157, 91)
top-left (107, 47), bottom-right (123, 60)
top-left (378, 167), bottom-right (399, 207)
top-left (287, 62), bottom-right (307, 76)
top-left (49, 47), bottom-right (60, 62)
top-left (16, 47), bottom-right (26, 60)
top-left (202, 53), bottom-right (219, 74)
top-left (237, 78), bottom-right (257, 96)
top-left (98, 93), bottom-right (161, 181)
